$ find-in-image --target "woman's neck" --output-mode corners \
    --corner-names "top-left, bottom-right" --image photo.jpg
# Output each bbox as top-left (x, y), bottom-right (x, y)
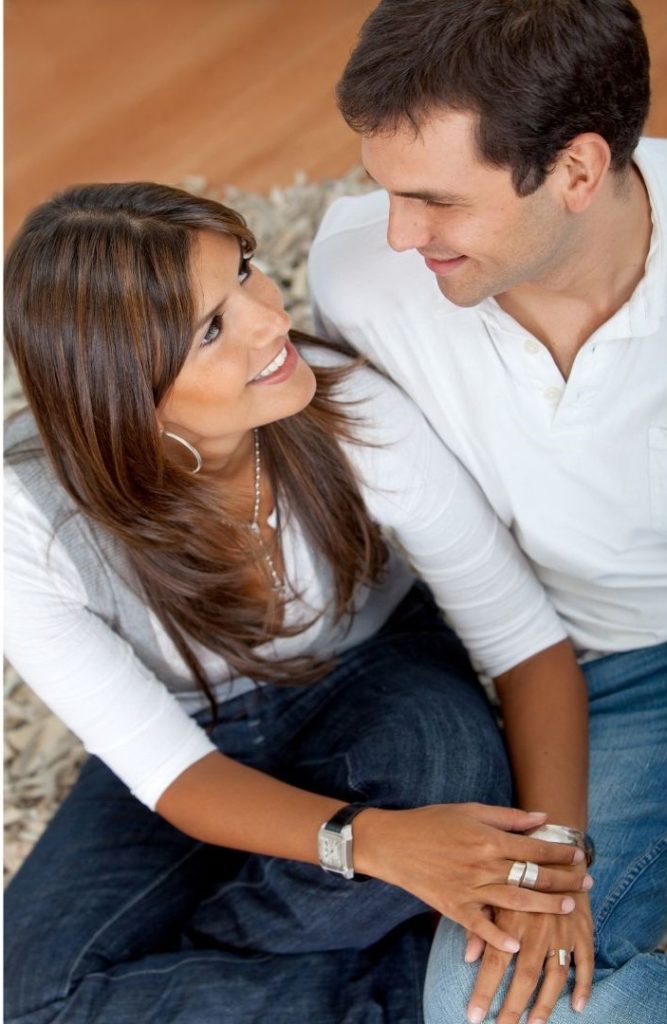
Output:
top-left (200, 429), bottom-right (276, 531)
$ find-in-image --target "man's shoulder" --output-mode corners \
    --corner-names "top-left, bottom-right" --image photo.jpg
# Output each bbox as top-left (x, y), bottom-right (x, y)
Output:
top-left (313, 189), bottom-right (390, 244)
top-left (635, 137), bottom-right (667, 203)
top-left (636, 136), bottom-right (667, 161)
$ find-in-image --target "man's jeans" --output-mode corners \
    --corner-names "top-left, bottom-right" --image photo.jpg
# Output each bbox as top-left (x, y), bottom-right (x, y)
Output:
top-left (424, 641), bottom-right (667, 1024)
top-left (4, 583), bottom-right (512, 1024)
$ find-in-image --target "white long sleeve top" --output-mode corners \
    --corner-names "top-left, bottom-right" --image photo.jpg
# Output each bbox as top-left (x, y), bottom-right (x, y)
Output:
top-left (4, 356), bottom-right (566, 809)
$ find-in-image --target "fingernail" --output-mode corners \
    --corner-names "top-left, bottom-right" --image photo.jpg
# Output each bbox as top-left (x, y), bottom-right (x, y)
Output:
top-left (503, 937), bottom-right (521, 953)
top-left (582, 874), bottom-right (594, 890)
top-left (526, 810), bottom-right (547, 817)
top-left (561, 897), bottom-right (576, 912)
top-left (531, 1018), bottom-right (545, 1024)
top-left (574, 997), bottom-right (588, 1013)
top-left (468, 1008), bottom-right (485, 1024)
top-left (464, 946), bottom-right (476, 963)
top-left (572, 848), bottom-right (585, 863)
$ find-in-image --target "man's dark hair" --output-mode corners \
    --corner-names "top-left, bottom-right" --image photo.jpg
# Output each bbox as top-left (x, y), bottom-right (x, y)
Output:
top-left (337, 0), bottom-right (650, 196)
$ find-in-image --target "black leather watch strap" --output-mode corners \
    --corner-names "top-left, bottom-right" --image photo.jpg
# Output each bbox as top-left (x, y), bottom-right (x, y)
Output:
top-left (324, 803), bottom-right (368, 834)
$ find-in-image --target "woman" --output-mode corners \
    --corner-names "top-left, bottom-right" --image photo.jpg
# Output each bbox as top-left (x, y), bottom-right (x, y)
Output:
top-left (4, 183), bottom-right (591, 1024)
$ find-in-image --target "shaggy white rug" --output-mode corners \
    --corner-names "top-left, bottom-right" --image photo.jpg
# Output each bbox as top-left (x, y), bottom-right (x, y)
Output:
top-left (3, 168), bottom-right (374, 880)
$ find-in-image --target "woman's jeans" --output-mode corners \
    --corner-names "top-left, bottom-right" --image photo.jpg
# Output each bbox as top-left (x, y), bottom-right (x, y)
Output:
top-left (424, 641), bottom-right (667, 1024)
top-left (4, 584), bottom-right (512, 1024)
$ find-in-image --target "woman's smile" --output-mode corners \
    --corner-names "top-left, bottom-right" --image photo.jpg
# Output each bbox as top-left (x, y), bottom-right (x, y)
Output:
top-left (249, 338), bottom-right (298, 385)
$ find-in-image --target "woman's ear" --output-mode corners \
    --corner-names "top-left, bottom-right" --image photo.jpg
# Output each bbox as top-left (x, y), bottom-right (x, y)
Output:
top-left (557, 133), bottom-right (612, 214)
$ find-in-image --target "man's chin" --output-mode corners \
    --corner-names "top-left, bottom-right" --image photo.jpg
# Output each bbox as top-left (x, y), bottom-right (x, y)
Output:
top-left (435, 274), bottom-right (492, 308)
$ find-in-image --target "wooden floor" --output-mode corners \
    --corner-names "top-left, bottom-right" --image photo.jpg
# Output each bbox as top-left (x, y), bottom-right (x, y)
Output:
top-left (5, 0), bottom-right (667, 241)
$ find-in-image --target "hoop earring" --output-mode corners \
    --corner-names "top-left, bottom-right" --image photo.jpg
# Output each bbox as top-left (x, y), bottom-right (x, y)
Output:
top-left (162, 430), bottom-right (203, 475)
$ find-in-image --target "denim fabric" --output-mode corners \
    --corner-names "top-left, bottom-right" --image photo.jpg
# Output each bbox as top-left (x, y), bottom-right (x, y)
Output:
top-left (4, 583), bottom-right (512, 1024)
top-left (424, 641), bottom-right (667, 1024)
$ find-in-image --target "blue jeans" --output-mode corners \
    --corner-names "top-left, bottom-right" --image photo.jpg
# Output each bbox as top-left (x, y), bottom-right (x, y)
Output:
top-left (424, 641), bottom-right (667, 1024)
top-left (4, 584), bottom-right (512, 1024)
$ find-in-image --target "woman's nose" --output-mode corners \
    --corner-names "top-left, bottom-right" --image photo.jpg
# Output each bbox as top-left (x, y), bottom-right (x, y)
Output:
top-left (246, 293), bottom-right (291, 347)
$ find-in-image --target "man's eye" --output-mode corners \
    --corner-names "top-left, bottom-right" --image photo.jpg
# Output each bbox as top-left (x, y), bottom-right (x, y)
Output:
top-left (202, 314), bottom-right (222, 347)
top-left (239, 256), bottom-right (252, 284)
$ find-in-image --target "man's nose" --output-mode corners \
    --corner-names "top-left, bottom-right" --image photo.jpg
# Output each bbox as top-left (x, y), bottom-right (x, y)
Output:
top-left (386, 197), bottom-right (431, 252)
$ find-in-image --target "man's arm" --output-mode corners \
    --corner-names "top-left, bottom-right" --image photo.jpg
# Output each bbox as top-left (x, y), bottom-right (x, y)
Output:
top-left (495, 638), bottom-right (588, 830)
top-left (463, 639), bottom-right (593, 1024)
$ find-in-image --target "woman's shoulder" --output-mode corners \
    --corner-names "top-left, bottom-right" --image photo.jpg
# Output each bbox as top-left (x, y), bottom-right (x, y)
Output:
top-left (4, 409), bottom-right (122, 594)
top-left (5, 407), bottom-right (80, 527)
top-left (5, 406), bottom-right (44, 462)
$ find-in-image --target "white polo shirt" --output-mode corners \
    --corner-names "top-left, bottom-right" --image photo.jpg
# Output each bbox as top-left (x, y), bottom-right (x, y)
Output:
top-left (308, 137), bottom-right (667, 659)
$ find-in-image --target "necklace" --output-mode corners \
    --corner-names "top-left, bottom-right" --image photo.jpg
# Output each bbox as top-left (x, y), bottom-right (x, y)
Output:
top-left (248, 428), bottom-right (283, 593)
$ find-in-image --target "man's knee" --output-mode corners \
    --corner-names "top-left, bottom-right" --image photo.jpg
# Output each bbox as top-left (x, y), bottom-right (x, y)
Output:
top-left (423, 918), bottom-right (474, 1024)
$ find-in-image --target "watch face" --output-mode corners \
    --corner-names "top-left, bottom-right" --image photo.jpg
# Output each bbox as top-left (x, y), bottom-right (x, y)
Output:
top-left (319, 834), bottom-right (345, 869)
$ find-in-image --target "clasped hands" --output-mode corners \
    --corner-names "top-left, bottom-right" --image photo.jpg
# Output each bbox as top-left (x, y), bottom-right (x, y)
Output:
top-left (354, 802), bottom-right (593, 1024)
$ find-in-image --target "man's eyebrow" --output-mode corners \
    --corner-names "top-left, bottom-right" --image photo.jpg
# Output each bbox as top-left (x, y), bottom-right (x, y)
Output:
top-left (394, 188), bottom-right (467, 204)
top-left (362, 167), bottom-right (466, 204)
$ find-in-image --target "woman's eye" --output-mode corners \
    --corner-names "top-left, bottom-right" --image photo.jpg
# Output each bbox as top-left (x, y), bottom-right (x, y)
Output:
top-left (202, 314), bottom-right (222, 347)
top-left (239, 256), bottom-right (252, 284)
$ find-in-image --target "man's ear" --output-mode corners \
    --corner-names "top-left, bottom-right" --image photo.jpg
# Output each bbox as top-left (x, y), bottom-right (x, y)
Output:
top-left (557, 133), bottom-right (612, 214)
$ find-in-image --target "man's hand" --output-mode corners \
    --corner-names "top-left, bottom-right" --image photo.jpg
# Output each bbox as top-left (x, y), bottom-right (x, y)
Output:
top-left (463, 891), bottom-right (594, 1023)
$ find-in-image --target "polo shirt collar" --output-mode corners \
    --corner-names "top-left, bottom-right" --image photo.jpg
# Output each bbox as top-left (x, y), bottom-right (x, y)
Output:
top-left (477, 138), bottom-right (665, 343)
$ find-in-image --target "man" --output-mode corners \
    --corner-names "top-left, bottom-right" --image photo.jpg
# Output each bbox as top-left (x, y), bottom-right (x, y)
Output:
top-left (308, 2), bottom-right (667, 1023)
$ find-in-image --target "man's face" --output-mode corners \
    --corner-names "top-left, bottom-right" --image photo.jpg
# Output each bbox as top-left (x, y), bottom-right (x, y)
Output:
top-left (361, 110), bottom-right (572, 307)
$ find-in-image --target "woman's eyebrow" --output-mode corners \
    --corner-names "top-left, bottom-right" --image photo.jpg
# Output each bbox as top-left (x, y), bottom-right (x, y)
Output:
top-left (192, 244), bottom-right (248, 333)
top-left (194, 298), bottom-right (226, 333)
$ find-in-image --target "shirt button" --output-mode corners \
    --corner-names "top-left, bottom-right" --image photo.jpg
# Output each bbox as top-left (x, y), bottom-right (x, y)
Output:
top-left (524, 339), bottom-right (541, 354)
top-left (543, 386), bottom-right (562, 402)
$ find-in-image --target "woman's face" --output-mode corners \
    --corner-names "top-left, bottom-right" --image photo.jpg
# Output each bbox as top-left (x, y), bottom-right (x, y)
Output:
top-left (158, 229), bottom-right (316, 472)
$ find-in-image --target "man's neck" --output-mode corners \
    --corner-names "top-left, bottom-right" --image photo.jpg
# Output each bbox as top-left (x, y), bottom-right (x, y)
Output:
top-left (496, 165), bottom-right (652, 379)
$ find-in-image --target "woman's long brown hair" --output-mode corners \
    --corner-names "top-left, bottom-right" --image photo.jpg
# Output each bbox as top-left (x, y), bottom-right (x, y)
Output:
top-left (4, 182), bottom-right (388, 713)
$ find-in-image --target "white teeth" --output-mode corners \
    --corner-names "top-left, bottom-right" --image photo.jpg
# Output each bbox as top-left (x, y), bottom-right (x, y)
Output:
top-left (252, 345), bottom-right (288, 381)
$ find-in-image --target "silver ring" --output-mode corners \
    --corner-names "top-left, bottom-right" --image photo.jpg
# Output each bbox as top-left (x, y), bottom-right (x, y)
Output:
top-left (520, 861), bottom-right (539, 889)
top-left (546, 948), bottom-right (572, 967)
top-left (507, 860), bottom-right (527, 886)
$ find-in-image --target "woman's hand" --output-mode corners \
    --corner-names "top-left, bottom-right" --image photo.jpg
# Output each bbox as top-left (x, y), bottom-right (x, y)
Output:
top-left (353, 803), bottom-right (589, 954)
top-left (463, 890), bottom-right (594, 1023)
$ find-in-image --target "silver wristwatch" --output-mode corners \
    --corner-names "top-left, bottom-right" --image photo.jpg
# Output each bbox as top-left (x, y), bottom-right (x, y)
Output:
top-left (525, 823), bottom-right (595, 866)
top-left (317, 804), bottom-right (368, 880)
